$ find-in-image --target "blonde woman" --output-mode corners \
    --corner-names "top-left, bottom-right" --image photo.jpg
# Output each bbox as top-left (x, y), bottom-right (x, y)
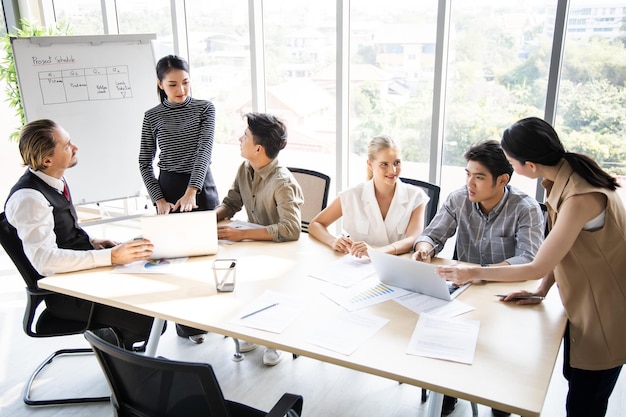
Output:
top-left (309, 135), bottom-right (428, 258)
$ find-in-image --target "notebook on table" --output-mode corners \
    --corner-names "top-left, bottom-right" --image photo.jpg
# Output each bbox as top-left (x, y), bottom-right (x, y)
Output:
top-left (140, 210), bottom-right (218, 259)
top-left (368, 250), bottom-right (470, 301)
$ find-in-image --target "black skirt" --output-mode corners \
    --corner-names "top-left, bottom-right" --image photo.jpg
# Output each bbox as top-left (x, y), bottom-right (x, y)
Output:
top-left (158, 169), bottom-right (219, 210)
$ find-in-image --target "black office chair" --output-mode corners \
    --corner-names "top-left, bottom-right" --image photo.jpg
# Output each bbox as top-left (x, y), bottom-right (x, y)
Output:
top-left (288, 167), bottom-right (331, 233)
top-left (84, 330), bottom-right (304, 417)
top-left (399, 177), bottom-right (441, 228)
top-left (0, 211), bottom-right (110, 406)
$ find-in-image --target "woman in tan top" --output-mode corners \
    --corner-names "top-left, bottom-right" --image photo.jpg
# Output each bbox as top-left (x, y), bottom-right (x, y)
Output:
top-left (436, 117), bottom-right (625, 417)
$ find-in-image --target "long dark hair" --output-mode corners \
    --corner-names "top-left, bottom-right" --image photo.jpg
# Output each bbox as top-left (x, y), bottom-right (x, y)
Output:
top-left (501, 117), bottom-right (619, 191)
top-left (155, 55), bottom-right (190, 103)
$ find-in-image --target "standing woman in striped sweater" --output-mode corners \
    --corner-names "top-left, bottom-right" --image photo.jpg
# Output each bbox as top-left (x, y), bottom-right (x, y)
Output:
top-left (139, 54), bottom-right (219, 215)
top-left (139, 54), bottom-right (218, 342)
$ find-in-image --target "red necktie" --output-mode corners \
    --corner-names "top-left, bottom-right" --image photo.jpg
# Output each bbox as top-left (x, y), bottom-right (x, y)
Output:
top-left (62, 181), bottom-right (70, 201)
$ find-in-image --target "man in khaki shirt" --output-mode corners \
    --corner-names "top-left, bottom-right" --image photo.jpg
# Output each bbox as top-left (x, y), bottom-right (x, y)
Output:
top-left (216, 112), bottom-right (303, 243)
top-left (215, 112), bottom-right (303, 366)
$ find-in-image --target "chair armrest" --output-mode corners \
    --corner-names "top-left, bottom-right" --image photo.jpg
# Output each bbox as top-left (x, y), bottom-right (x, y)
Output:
top-left (265, 393), bottom-right (303, 417)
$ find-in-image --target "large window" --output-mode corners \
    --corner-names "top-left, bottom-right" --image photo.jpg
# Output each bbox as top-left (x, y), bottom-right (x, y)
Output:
top-left (53, 0), bottom-right (104, 35)
top-left (1, 0), bottom-right (625, 207)
top-left (349, 0), bottom-right (438, 187)
top-left (262, 0), bottom-right (337, 177)
top-left (185, 0), bottom-right (251, 198)
top-left (556, 0), bottom-right (626, 201)
top-left (117, 0), bottom-right (172, 44)
top-left (442, 0), bottom-right (558, 199)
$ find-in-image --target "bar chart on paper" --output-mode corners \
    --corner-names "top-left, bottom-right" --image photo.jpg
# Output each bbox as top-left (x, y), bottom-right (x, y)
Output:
top-left (321, 278), bottom-right (410, 311)
top-left (350, 282), bottom-right (395, 303)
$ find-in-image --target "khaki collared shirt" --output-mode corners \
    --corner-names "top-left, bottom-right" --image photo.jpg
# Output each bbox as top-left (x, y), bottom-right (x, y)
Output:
top-left (218, 159), bottom-right (303, 242)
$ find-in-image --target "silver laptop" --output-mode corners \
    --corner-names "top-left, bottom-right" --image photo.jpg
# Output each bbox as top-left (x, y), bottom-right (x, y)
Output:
top-left (140, 210), bottom-right (218, 259)
top-left (368, 250), bottom-right (470, 301)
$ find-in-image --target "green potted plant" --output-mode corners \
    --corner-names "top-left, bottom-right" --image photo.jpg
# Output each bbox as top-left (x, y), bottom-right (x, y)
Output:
top-left (0, 19), bottom-right (72, 142)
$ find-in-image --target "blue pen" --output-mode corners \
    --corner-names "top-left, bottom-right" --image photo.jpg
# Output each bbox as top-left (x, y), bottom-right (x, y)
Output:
top-left (240, 302), bottom-right (279, 319)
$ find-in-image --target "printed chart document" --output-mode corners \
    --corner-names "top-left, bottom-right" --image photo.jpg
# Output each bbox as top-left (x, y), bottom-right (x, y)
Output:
top-left (111, 257), bottom-right (188, 274)
top-left (305, 310), bottom-right (389, 355)
top-left (232, 290), bottom-right (304, 333)
top-left (321, 277), bottom-right (410, 311)
top-left (395, 293), bottom-right (475, 318)
top-left (309, 254), bottom-right (376, 287)
top-left (407, 313), bottom-right (480, 364)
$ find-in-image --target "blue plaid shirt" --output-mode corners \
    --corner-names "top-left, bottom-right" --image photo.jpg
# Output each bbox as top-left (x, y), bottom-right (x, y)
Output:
top-left (414, 185), bottom-right (544, 265)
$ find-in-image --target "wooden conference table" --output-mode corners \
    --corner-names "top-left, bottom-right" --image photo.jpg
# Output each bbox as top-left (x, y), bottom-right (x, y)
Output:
top-left (39, 234), bottom-right (566, 417)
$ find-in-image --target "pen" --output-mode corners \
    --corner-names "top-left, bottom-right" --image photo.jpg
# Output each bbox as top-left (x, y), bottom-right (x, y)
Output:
top-left (240, 302), bottom-right (279, 319)
top-left (495, 294), bottom-right (544, 300)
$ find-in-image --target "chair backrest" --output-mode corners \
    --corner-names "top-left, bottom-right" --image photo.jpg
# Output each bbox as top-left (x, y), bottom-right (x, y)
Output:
top-left (287, 167), bottom-right (331, 233)
top-left (399, 178), bottom-right (441, 228)
top-left (2, 211), bottom-right (92, 337)
top-left (0, 212), bottom-right (43, 289)
top-left (84, 330), bottom-right (232, 417)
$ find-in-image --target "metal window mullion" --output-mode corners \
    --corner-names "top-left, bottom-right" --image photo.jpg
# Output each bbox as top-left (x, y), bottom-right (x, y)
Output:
top-left (538, 0), bottom-right (570, 201)
top-left (170, 0), bottom-right (189, 60)
top-left (3, 0), bottom-right (21, 30)
top-left (428, 0), bottom-right (451, 187)
top-left (248, 0), bottom-right (266, 112)
top-left (35, 0), bottom-right (54, 26)
top-left (336, 0), bottom-right (349, 195)
top-left (101, 0), bottom-right (119, 35)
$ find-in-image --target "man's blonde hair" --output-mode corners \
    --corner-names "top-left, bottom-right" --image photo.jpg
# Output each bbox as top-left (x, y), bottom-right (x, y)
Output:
top-left (18, 119), bottom-right (59, 171)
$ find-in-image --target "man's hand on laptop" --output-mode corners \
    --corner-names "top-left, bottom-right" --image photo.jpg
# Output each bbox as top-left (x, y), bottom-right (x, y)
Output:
top-left (111, 238), bottom-right (154, 265)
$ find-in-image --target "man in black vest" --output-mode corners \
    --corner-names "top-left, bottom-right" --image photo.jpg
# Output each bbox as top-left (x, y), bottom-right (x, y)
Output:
top-left (4, 119), bottom-right (157, 348)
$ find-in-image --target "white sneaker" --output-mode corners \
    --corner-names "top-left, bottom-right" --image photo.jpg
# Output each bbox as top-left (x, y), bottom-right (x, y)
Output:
top-left (263, 348), bottom-right (283, 366)
top-left (188, 334), bottom-right (206, 344)
top-left (238, 340), bottom-right (258, 353)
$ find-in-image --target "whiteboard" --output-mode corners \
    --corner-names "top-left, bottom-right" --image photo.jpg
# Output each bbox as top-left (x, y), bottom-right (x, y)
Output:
top-left (11, 34), bottom-right (158, 204)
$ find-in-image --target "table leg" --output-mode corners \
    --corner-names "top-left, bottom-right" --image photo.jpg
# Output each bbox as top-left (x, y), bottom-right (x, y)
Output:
top-left (426, 391), bottom-right (443, 417)
top-left (144, 318), bottom-right (165, 357)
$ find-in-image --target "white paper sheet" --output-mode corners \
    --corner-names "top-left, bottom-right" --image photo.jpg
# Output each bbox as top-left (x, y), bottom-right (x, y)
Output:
top-left (232, 290), bottom-right (304, 333)
top-left (305, 310), bottom-right (389, 355)
top-left (320, 277), bottom-right (410, 311)
top-left (308, 254), bottom-right (376, 287)
top-left (394, 292), bottom-right (475, 318)
top-left (407, 313), bottom-right (480, 364)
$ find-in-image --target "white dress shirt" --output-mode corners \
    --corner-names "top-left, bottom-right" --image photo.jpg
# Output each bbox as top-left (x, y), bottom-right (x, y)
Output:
top-left (5, 169), bottom-right (111, 276)
top-left (340, 180), bottom-right (428, 247)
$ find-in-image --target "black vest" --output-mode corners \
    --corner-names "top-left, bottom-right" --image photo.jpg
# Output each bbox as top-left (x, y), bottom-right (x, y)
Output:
top-left (6, 170), bottom-right (92, 251)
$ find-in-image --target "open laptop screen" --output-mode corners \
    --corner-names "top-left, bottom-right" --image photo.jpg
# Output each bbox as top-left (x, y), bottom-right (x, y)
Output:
top-left (140, 210), bottom-right (218, 259)
top-left (368, 250), bottom-right (470, 301)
